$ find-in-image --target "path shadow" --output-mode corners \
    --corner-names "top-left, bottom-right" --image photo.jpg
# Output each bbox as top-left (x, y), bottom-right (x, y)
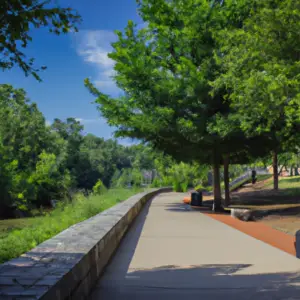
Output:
top-left (91, 195), bottom-right (156, 289)
top-left (93, 263), bottom-right (300, 299)
top-left (90, 193), bottom-right (300, 299)
top-left (164, 201), bottom-right (231, 216)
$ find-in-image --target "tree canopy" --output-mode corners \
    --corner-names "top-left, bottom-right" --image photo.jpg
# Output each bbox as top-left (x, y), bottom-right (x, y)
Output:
top-left (0, 0), bottom-right (81, 80)
top-left (212, 0), bottom-right (300, 189)
top-left (85, 0), bottom-right (276, 209)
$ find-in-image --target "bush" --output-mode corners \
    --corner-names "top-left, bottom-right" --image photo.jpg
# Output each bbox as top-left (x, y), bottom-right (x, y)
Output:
top-left (180, 182), bottom-right (188, 192)
top-left (194, 184), bottom-right (204, 192)
top-left (172, 180), bottom-right (182, 192)
top-left (92, 179), bottom-right (107, 195)
top-left (151, 177), bottom-right (162, 187)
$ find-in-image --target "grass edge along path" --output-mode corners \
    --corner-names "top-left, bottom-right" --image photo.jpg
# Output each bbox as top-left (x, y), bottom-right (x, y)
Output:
top-left (0, 188), bottom-right (142, 264)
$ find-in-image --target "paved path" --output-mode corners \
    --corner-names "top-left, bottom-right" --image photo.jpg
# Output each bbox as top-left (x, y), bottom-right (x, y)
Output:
top-left (92, 192), bottom-right (300, 299)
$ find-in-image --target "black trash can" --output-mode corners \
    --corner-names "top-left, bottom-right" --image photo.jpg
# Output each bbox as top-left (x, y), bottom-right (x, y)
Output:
top-left (191, 191), bottom-right (203, 207)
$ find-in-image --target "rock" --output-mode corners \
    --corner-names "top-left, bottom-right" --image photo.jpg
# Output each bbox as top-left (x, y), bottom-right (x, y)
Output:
top-left (231, 208), bottom-right (254, 221)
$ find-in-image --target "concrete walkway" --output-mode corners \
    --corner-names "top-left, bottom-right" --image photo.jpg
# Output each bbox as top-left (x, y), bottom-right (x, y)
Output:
top-left (91, 192), bottom-right (300, 299)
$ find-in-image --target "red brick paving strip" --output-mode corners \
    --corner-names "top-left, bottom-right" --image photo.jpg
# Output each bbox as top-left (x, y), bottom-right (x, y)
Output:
top-left (203, 212), bottom-right (296, 257)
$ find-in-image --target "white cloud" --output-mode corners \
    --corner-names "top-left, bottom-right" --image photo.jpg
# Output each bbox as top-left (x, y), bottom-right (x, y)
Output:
top-left (75, 30), bottom-right (120, 96)
top-left (118, 138), bottom-right (138, 147)
top-left (75, 117), bottom-right (105, 124)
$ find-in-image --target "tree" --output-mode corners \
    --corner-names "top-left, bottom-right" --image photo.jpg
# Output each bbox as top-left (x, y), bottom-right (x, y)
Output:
top-left (85, 0), bottom-right (269, 210)
top-left (51, 118), bottom-right (83, 186)
top-left (0, 0), bottom-right (81, 80)
top-left (0, 84), bottom-right (71, 213)
top-left (29, 151), bottom-right (71, 206)
top-left (212, 0), bottom-right (300, 191)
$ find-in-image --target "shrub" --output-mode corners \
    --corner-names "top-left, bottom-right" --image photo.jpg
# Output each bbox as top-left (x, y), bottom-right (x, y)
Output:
top-left (151, 177), bottom-right (162, 187)
top-left (92, 179), bottom-right (107, 195)
top-left (180, 181), bottom-right (188, 192)
top-left (194, 184), bottom-right (204, 192)
top-left (172, 179), bottom-right (182, 192)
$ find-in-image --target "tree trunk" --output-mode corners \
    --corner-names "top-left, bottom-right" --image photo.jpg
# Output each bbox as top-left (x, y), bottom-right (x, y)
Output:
top-left (295, 166), bottom-right (299, 176)
top-left (213, 159), bottom-right (222, 211)
top-left (290, 165), bottom-right (294, 177)
top-left (223, 154), bottom-right (230, 207)
top-left (273, 150), bottom-right (279, 190)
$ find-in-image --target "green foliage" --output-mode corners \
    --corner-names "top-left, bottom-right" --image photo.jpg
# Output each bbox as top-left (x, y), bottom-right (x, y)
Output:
top-left (85, 0), bottom-right (276, 208)
top-left (0, 84), bottom-right (67, 211)
top-left (0, 188), bottom-right (140, 263)
top-left (0, 84), bottom-right (164, 216)
top-left (151, 177), bottom-right (162, 188)
top-left (131, 169), bottom-right (143, 187)
top-left (0, 0), bottom-right (81, 80)
top-left (92, 180), bottom-right (107, 195)
top-left (115, 169), bottom-right (132, 188)
top-left (180, 182), bottom-right (189, 193)
top-left (212, 0), bottom-right (300, 149)
top-left (151, 160), bottom-right (208, 192)
top-left (172, 180), bottom-right (182, 193)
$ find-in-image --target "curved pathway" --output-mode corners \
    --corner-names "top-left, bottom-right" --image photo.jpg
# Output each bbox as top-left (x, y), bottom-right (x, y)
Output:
top-left (92, 192), bottom-right (300, 299)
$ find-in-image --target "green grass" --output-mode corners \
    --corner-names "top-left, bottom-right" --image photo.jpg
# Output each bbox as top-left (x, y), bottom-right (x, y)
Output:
top-left (265, 176), bottom-right (300, 196)
top-left (256, 174), bottom-right (273, 182)
top-left (0, 217), bottom-right (44, 239)
top-left (230, 176), bottom-right (300, 210)
top-left (276, 176), bottom-right (300, 196)
top-left (0, 188), bottom-right (142, 263)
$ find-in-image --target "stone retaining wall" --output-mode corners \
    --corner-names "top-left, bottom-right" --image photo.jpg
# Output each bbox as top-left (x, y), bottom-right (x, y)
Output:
top-left (0, 188), bottom-right (170, 299)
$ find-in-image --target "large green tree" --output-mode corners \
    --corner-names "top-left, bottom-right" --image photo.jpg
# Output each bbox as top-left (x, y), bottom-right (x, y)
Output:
top-left (85, 0), bottom-right (269, 210)
top-left (0, 84), bottom-right (70, 214)
top-left (212, 0), bottom-right (300, 190)
top-left (0, 0), bottom-right (81, 80)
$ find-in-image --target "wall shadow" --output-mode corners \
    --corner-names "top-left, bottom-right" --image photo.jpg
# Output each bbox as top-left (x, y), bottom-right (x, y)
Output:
top-left (91, 195), bottom-right (158, 297)
top-left (164, 202), bottom-right (231, 215)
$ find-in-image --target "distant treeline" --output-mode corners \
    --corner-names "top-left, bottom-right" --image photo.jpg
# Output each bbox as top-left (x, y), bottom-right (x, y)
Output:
top-left (0, 85), bottom-right (165, 217)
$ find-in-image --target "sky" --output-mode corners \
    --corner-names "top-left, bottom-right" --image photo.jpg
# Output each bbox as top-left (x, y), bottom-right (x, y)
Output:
top-left (0, 0), bottom-right (143, 142)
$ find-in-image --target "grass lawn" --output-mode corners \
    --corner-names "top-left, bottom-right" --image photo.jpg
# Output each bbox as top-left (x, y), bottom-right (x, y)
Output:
top-left (0, 217), bottom-right (44, 239)
top-left (230, 176), bottom-right (300, 208)
top-left (0, 188), bottom-right (142, 263)
top-left (266, 176), bottom-right (300, 196)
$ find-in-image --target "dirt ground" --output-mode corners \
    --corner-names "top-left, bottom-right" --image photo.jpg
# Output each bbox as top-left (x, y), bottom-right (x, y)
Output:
top-left (231, 177), bottom-right (300, 236)
top-left (259, 213), bottom-right (300, 236)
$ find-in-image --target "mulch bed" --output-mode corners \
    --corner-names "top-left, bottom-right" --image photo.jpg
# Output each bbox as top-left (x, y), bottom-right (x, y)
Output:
top-left (203, 211), bottom-right (296, 257)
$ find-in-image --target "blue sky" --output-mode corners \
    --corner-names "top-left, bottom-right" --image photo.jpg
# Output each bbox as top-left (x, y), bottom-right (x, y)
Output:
top-left (0, 0), bottom-right (142, 142)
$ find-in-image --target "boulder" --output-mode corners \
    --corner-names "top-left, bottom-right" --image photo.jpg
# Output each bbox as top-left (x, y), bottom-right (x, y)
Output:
top-left (231, 208), bottom-right (254, 221)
